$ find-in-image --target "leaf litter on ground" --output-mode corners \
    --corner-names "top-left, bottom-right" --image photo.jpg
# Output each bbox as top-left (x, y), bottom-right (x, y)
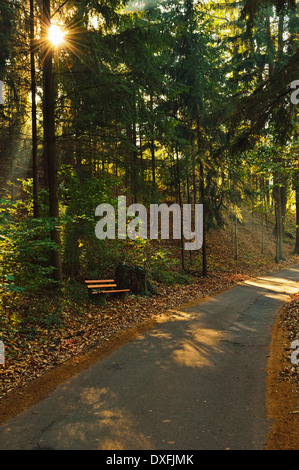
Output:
top-left (1, 211), bottom-right (299, 399)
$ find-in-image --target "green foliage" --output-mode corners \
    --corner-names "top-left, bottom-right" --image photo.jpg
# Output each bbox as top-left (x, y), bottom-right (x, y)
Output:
top-left (59, 169), bottom-right (122, 277)
top-left (148, 247), bottom-right (190, 285)
top-left (0, 195), bottom-right (58, 292)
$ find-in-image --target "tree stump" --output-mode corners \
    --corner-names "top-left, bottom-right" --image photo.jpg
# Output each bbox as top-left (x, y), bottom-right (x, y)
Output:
top-left (114, 263), bottom-right (155, 296)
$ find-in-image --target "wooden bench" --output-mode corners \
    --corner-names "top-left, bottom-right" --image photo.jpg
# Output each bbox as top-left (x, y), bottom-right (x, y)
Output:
top-left (85, 279), bottom-right (130, 296)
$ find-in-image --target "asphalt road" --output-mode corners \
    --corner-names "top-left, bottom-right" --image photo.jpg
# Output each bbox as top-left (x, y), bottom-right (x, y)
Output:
top-left (1, 266), bottom-right (299, 450)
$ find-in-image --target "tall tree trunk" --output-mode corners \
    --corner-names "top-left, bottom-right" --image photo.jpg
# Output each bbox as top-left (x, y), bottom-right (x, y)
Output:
top-left (149, 95), bottom-right (156, 192)
top-left (30, 0), bottom-right (38, 218)
top-left (273, 185), bottom-right (285, 262)
top-left (176, 147), bottom-right (185, 272)
top-left (193, 166), bottom-right (196, 205)
top-left (42, 0), bottom-right (62, 283)
top-left (199, 159), bottom-right (207, 276)
top-left (265, 11), bottom-right (274, 78)
top-left (261, 203), bottom-right (264, 255)
top-left (266, 9), bottom-right (286, 255)
top-left (234, 214), bottom-right (238, 261)
top-left (132, 121), bottom-right (138, 204)
top-left (196, 113), bottom-right (207, 277)
top-left (294, 171), bottom-right (299, 254)
top-left (139, 125), bottom-right (145, 200)
top-left (281, 182), bottom-right (288, 238)
top-left (186, 165), bottom-right (190, 204)
top-left (278, 10), bottom-right (284, 63)
top-left (126, 123), bottom-right (138, 204)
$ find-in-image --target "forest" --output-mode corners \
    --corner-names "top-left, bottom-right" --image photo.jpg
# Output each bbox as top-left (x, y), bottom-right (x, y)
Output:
top-left (0, 0), bottom-right (298, 394)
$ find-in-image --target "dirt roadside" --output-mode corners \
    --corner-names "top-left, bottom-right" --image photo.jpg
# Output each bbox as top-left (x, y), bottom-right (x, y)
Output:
top-left (265, 298), bottom-right (299, 450)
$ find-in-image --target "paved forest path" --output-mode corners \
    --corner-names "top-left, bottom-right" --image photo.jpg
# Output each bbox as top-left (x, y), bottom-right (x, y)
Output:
top-left (1, 266), bottom-right (299, 450)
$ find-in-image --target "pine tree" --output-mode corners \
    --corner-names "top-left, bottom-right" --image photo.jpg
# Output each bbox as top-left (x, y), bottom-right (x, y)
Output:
top-left (42, 0), bottom-right (63, 282)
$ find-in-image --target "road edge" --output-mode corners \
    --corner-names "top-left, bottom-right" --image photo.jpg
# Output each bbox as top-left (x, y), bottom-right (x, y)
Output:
top-left (265, 300), bottom-right (299, 450)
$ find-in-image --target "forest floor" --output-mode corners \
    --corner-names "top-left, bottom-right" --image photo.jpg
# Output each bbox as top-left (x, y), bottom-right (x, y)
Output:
top-left (0, 208), bottom-right (298, 449)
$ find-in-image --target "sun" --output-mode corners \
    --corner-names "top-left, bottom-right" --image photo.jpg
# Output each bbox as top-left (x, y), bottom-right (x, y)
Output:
top-left (48, 24), bottom-right (66, 47)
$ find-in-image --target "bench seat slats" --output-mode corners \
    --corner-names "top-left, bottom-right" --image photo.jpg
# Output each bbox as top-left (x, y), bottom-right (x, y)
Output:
top-left (88, 284), bottom-right (117, 288)
top-left (91, 289), bottom-right (130, 294)
top-left (85, 279), bottom-right (130, 296)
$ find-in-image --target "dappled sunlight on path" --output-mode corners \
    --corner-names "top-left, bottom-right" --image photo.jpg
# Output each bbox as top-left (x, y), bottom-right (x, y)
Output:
top-left (172, 328), bottom-right (227, 368)
top-left (0, 266), bottom-right (299, 450)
